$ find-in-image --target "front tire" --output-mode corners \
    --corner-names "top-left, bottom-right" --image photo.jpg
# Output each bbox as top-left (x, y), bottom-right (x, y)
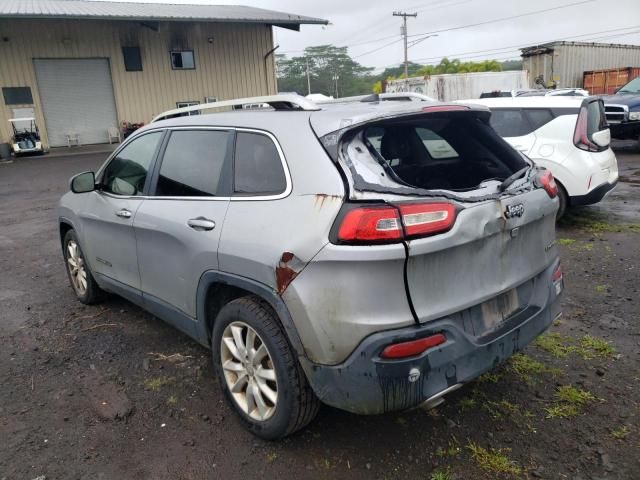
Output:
top-left (63, 230), bottom-right (103, 304)
top-left (211, 296), bottom-right (319, 439)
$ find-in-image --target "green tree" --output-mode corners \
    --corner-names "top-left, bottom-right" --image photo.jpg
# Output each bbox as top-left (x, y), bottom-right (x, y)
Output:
top-left (276, 45), bottom-right (375, 97)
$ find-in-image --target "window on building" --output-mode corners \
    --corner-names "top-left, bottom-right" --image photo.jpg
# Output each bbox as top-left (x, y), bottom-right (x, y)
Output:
top-left (122, 46), bottom-right (143, 72)
top-left (170, 50), bottom-right (195, 70)
top-left (101, 132), bottom-right (163, 196)
top-left (204, 96), bottom-right (217, 104)
top-left (155, 130), bottom-right (230, 197)
top-left (176, 101), bottom-right (200, 116)
top-left (2, 87), bottom-right (33, 105)
top-left (234, 132), bottom-right (287, 195)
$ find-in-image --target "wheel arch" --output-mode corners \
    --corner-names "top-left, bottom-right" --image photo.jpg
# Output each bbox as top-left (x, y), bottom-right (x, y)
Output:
top-left (196, 271), bottom-right (307, 358)
top-left (59, 217), bottom-right (76, 251)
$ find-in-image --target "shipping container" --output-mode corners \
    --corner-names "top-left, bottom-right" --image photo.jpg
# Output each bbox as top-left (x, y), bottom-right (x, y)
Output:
top-left (583, 67), bottom-right (640, 95)
top-left (521, 41), bottom-right (640, 90)
top-left (385, 70), bottom-right (528, 101)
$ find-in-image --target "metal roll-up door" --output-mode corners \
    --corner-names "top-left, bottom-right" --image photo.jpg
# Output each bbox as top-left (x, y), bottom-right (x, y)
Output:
top-left (34, 59), bottom-right (118, 147)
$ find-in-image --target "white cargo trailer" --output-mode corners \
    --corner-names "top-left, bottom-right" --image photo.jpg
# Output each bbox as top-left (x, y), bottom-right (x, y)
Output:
top-left (385, 70), bottom-right (529, 101)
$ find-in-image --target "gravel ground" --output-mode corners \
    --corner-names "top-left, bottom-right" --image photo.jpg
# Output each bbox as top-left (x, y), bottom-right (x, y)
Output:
top-left (1, 145), bottom-right (639, 480)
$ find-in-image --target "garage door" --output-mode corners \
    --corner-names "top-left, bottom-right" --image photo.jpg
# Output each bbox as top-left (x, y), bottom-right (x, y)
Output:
top-left (34, 59), bottom-right (118, 147)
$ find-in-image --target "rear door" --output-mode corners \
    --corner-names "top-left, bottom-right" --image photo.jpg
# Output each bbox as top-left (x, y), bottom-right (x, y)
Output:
top-left (134, 128), bottom-right (233, 327)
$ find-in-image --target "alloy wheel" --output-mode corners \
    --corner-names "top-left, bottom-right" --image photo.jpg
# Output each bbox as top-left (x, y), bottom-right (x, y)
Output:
top-left (66, 240), bottom-right (87, 295)
top-left (220, 321), bottom-right (278, 421)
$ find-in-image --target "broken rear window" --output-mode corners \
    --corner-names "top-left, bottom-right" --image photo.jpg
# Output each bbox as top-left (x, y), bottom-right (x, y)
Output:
top-left (342, 113), bottom-right (527, 193)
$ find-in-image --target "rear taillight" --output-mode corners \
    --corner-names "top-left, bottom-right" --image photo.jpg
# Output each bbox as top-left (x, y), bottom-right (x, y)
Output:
top-left (573, 105), bottom-right (598, 152)
top-left (380, 333), bottom-right (446, 359)
top-left (337, 206), bottom-right (402, 242)
top-left (552, 263), bottom-right (562, 282)
top-left (336, 202), bottom-right (456, 243)
top-left (397, 202), bottom-right (457, 238)
top-left (536, 170), bottom-right (558, 198)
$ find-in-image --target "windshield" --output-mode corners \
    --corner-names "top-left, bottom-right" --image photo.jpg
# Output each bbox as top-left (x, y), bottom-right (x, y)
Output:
top-left (619, 77), bottom-right (640, 94)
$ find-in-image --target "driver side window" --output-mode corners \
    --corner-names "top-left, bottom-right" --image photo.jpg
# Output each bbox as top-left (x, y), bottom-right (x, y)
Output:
top-left (101, 132), bottom-right (162, 196)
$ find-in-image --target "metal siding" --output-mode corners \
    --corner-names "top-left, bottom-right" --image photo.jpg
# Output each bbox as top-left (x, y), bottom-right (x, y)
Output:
top-left (523, 43), bottom-right (640, 89)
top-left (0, 18), bottom-right (277, 147)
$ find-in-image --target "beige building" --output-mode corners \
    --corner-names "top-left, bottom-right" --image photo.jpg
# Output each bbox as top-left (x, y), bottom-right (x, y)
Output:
top-left (0, 0), bottom-right (325, 148)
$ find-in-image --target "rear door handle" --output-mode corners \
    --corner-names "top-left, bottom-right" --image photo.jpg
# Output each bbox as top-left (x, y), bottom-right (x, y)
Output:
top-left (187, 217), bottom-right (216, 231)
top-left (115, 209), bottom-right (132, 218)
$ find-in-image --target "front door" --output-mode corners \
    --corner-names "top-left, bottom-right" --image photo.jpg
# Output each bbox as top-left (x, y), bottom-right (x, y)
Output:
top-left (134, 129), bottom-right (233, 320)
top-left (80, 131), bottom-right (164, 292)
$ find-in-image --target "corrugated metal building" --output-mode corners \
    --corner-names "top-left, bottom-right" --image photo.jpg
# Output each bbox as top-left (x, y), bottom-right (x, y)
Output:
top-left (521, 41), bottom-right (640, 90)
top-left (0, 0), bottom-right (326, 148)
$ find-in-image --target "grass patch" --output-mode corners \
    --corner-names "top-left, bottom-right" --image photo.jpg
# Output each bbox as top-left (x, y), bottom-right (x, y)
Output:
top-left (467, 442), bottom-right (521, 475)
top-left (580, 335), bottom-right (615, 359)
top-left (559, 212), bottom-right (640, 234)
top-left (458, 397), bottom-right (477, 411)
top-left (535, 332), bottom-right (575, 358)
top-left (594, 284), bottom-right (609, 294)
top-left (545, 385), bottom-right (595, 418)
top-left (508, 353), bottom-right (562, 384)
top-left (266, 452), bottom-right (278, 463)
top-left (436, 438), bottom-right (461, 458)
top-left (557, 238), bottom-right (576, 246)
top-left (166, 395), bottom-right (178, 405)
top-left (611, 425), bottom-right (630, 440)
top-left (430, 470), bottom-right (452, 480)
top-left (476, 372), bottom-right (502, 384)
top-left (143, 376), bottom-right (175, 391)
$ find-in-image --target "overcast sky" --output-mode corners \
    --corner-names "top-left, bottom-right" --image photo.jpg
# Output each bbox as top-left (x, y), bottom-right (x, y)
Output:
top-left (94, 0), bottom-right (640, 72)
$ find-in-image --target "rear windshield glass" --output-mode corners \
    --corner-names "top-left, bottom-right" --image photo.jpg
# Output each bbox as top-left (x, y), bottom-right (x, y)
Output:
top-left (343, 113), bottom-right (527, 193)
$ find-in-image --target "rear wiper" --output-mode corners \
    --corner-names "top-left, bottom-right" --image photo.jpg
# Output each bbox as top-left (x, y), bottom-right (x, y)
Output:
top-left (498, 166), bottom-right (530, 192)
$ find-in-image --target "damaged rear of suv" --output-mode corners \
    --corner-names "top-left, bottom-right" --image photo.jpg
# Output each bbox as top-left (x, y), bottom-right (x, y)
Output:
top-left (59, 96), bottom-right (562, 439)
top-left (288, 102), bottom-right (563, 417)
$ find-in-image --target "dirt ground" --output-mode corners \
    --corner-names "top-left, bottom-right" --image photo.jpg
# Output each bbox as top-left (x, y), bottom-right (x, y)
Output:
top-left (1, 145), bottom-right (639, 480)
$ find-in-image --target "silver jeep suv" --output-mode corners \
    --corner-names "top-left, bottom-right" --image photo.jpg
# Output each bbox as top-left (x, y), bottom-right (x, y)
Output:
top-left (58, 95), bottom-right (563, 439)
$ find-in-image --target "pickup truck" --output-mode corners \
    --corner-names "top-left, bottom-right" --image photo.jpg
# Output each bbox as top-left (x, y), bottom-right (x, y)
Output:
top-left (602, 76), bottom-right (640, 148)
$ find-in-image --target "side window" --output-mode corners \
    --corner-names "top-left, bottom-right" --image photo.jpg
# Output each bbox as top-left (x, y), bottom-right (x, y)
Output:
top-left (525, 109), bottom-right (555, 131)
top-left (234, 132), bottom-right (287, 195)
top-left (416, 127), bottom-right (459, 160)
top-left (489, 109), bottom-right (532, 138)
top-left (101, 132), bottom-right (162, 196)
top-left (156, 130), bottom-right (229, 197)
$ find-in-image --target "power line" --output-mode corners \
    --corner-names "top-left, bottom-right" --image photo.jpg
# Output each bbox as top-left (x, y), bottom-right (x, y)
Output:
top-left (406, 0), bottom-right (597, 40)
top-left (352, 38), bottom-right (404, 59)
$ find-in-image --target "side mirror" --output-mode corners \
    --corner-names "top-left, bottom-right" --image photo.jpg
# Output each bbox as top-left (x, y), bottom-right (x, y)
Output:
top-left (70, 171), bottom-right (96, 193)
top-left (592, 129), bottom-right (611, 148)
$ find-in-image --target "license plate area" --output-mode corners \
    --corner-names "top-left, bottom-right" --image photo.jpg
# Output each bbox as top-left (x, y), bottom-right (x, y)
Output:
top-left (480, 288), bottom-right (520, 332)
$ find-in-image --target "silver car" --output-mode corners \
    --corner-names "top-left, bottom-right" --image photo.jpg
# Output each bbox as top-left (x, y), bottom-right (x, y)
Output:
top-left (58, 95), bottom-right (563, 439)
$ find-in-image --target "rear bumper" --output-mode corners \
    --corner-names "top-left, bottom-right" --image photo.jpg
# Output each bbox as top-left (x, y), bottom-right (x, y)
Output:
top-left (300, 260), bottom-right (562, 415)
top-left (570, 180), bottom-right (617, 206)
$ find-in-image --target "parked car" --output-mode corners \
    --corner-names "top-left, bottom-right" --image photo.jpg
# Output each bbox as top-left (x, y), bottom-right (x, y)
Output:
top-left (58, 95), bottom-right (563, 439)
top-left (601, 75), bottom-right (640, 147)
top-left (461, 96), bottom-right (618, 218)
top-left (517, 88), bottom-right (589, 97)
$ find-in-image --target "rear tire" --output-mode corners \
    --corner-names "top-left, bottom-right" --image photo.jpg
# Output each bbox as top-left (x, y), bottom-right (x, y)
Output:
top-left (63, 230), bottom-right (103, 304)
top-left (211, 296), bottom-right (319, 439)
top-left (556, 182), bottom-right (568, 220)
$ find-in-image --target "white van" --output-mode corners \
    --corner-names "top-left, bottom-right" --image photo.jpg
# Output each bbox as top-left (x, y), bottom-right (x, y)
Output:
top-left (460, 96), bottom-right (618, 218)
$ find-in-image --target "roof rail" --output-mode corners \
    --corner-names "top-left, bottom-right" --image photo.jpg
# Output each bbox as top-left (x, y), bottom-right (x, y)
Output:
top-left (312, 91), bottom-right (436, 105)
top-left (152, 94), bottom-right (320, 122)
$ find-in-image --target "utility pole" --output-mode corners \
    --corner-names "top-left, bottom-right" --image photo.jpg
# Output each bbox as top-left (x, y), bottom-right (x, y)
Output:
top-left (305, 57), bottom-right (311, 95)
top-left (393, 11), bottom-right (417, 79)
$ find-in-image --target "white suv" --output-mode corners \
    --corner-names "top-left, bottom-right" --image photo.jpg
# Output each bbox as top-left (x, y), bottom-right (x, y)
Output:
top-left (462, 96), bottom-right (618, 217)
